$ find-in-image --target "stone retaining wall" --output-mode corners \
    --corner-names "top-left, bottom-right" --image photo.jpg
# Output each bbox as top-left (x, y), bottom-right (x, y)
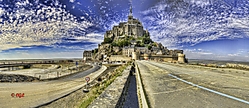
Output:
top-left (87, 65), bottom-right (132, 108)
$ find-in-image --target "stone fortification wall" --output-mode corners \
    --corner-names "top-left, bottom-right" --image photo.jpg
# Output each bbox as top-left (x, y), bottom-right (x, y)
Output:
top-left (178, 53), bottom-right (185, 63)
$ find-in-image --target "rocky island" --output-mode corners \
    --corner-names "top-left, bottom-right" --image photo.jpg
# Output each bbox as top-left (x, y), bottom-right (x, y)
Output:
top-left (83, 6), bottom-right (187, 63)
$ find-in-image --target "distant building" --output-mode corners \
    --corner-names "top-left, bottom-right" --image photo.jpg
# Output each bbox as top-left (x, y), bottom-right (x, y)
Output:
top-left (136, 47), bottom-right (149, 54)
top-left (122, 46), bottom-right (135, 57)
top-left (113, 47), bottom-right (121, 53)
top-left (109, 55), bottom-right (131, 63)
top-left (83, 50), bottom-right (92, 61)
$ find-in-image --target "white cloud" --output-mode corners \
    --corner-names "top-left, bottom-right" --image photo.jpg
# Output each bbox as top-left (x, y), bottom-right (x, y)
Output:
top-left (185, 49), bottom-right (249, 62)
top-left (183, 0), bottom-right (213, 6)
top-left (142, 0), bottom-right (249, 48)
top-left (85, 32), bottom-right (104, 37)
top-left (0, 51), bottom-right (85, 60)
top-left (228, 53), bottom-right (239, 57)
top-left (71, 32), bottom-right (104, 44)
top-left (0, 4), bottom-right (93, 51)
top-left (70, 0), bottom-right (75, 3)
top-left (0, 7), bottom-right (4, 16)
top-left (54, 44), bottom-right (97, 51)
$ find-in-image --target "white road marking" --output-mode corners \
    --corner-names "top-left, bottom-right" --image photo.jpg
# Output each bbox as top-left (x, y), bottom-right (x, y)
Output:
top-left (169, 74), bottom-right (249, 105)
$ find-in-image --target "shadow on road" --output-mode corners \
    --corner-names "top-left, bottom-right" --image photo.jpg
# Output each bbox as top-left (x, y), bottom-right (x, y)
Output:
top-left (123, 74), bottom-right (139, 108)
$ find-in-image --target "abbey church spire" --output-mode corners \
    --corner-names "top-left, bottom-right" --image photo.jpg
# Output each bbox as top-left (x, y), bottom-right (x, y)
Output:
top-left (129, 0), bottom-right (133, 16)
top-left (129, 5), bottom-right (132, 16)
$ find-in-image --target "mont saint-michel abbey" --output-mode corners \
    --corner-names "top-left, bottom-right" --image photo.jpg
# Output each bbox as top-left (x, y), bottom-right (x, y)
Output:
top-left (83, 6), bottom-right (187, 63)
top-left (105, 7), bottom-right (149, 40)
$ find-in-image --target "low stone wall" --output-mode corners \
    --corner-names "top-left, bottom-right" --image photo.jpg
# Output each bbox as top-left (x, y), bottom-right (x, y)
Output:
top-left (87, 65), bottom-right (132, 108)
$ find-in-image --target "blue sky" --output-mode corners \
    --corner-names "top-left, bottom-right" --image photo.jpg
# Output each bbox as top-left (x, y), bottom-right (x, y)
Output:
top-left (0, 0), bottom-right (249, 61)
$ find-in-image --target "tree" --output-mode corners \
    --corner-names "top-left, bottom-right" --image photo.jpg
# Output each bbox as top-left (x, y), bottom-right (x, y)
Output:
top-left (136, 41), bottom-right (141, 47)
top-left (102, 37), bottom-right (113, 44)
top-left (147, 45), bottom-right (152, 50)
top-left (117, 40), bottom-right (130, 47)
top-left (111, 42), bottom-right (118, 46)
top-left (140, 43), bottom-right (145, 47)
top-left (93, 48), bottom-right (98, 55)
top-left (142, 37), bottom-right (152, 44)
top-left (152, 42), bottom-right (157, 47)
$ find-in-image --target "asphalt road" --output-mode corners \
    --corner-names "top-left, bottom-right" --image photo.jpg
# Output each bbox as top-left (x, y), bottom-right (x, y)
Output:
top-left (137, 60), bottom-right (249, 108)
top-left (0, 65), bottom-right (107, 108)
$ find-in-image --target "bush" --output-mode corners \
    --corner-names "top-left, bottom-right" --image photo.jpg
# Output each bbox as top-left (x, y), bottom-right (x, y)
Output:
top-left (117, 40), bottom-right (130, 47)
top-left (102, 37), bottom-right (113, 44)
top-left (142, 37), bottom-right (152, 44)
top-left (23, 64), bottom-right (32, 69)
top-left (111, 42), bottom-right (118, 46)
top-left (136, 41), bottom-right (145, 47)
top-left (147, 45), bottom-right (152, 50)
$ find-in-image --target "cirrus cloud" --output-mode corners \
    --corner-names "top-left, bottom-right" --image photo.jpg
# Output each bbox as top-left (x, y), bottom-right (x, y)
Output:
top-left (141, 0), bottom-right (249, 48)
top-left (0, 2), bottom-right (93, 51)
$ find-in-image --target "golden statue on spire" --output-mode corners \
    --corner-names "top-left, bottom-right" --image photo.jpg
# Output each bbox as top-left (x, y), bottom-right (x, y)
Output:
top-left (129, 0), bottom-right (132, 16)
top-left (130, 5), bottom-right (132, 15)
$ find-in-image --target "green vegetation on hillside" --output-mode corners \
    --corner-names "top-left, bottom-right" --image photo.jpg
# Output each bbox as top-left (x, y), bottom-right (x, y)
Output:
top-left (102, 37), bottom-right (113, 44)
top-left (102, 35), bottom-right (154, 48)
top-left (111, 40), bottom-right (130, 47)
top-left (92, 48), bottom-right (98, 55)
top-left (142, 37), bottom-right (153, 44)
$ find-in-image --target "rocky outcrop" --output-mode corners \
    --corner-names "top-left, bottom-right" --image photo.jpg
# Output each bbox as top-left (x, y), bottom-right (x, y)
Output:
top-left (226, 63), bottom-right (249, 70)
top-left (0, 74), bottom-right (39, 82)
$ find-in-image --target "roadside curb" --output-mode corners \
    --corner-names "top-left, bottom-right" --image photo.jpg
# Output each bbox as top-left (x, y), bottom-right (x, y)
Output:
top-left (135, 61), bottom-right (149, 108)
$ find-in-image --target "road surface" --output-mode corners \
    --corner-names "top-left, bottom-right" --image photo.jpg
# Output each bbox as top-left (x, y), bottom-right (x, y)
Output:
top-left (0, 64), bottom-right (107, 108)
top-left (136, 60), bottom-right (249, 108)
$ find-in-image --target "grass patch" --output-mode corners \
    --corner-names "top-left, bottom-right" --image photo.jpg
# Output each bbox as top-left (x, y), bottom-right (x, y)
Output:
top-left (79, 63), bottom-right (130, 108)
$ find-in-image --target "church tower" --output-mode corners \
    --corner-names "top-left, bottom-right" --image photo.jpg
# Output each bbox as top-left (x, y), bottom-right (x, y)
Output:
top-left (104, 2), bottom-right (148, 40)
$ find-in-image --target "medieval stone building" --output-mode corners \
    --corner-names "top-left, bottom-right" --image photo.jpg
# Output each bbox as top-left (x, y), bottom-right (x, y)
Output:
top-left (83, 50), bottom-right (92, 61)
top-left (84, 5), bottom-right (187, 63)
top-left (104, 6), bottom-right (149, 41)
